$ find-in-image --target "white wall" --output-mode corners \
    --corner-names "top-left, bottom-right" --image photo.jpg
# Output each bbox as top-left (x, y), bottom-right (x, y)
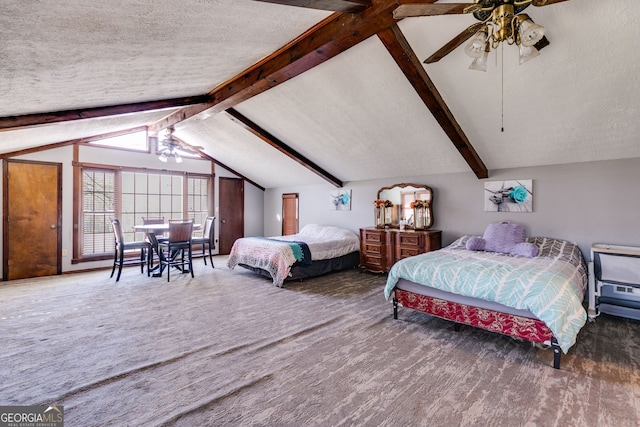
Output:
top-left (264, 157), bottom-right (640, 261)
top-left (1, 144), bottom-right (265, 274)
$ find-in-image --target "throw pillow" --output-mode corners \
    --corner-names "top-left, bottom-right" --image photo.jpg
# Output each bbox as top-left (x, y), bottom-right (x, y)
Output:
top-left (510, 242), bottom-right (539, 258)
top-left (465, 236), bottom-right (486, 251)
top-left (482, 221), bottom-right (526, 254)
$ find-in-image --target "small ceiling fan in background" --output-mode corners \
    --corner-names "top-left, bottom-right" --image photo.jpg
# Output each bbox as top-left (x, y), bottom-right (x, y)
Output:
top-left (393, 0), bottom-right (568, 69)
top-left (155, 126), bottom-right (204, 163)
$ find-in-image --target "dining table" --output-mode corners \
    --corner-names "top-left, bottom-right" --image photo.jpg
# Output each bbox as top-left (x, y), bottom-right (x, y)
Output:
top-left (133, 223), bottom-right (202, 277)
top-left (133, 223), bottom-right (201, 235)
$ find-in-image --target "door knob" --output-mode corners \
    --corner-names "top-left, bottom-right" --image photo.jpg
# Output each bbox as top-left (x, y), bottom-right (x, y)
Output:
top-left (221, 219), bottom-right (226, 223)
top-left (50, 224), bottom-right (57, 229)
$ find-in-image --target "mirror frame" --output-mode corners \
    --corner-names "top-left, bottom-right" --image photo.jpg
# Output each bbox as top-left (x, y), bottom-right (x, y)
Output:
top-left (377, 183), bottom-right (434, 229)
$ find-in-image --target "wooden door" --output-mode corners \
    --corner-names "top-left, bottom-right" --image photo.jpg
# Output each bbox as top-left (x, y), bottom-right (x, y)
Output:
top-left (218, 177), bottom-right (244, 254)
top-left (3, 160), bottom-right (62, 280)
top-left (282, 193), bottom-right (298, 235)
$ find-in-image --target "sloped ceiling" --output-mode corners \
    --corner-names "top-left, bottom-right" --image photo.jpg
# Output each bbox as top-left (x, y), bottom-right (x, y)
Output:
top-left (1, 0), bottom-right (639, 189)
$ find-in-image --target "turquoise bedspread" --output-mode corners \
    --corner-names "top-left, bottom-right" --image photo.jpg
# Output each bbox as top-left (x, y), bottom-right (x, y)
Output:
top-left (385, 236), bottom-right (588, 353)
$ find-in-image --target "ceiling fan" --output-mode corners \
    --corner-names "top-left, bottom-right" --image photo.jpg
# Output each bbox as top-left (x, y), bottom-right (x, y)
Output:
top-left (393, 0), bottom-right (568, 66)
top-left (157, 126), bottom-right (204, 163)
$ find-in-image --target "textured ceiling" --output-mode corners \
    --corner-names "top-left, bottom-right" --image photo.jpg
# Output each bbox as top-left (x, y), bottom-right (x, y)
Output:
top-left (1, 0), bottom-right (639, 188)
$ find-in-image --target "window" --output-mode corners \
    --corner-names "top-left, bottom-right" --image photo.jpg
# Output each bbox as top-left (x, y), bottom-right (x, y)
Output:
top-left (77, 167), bottom-right (211, 260)
top-left (121, 172), bottom-right (184, 243)
top-left (188, 176), bottom-right (211, 229)
top-left (82, 169), bottom-right (116, 255)
top-left (88, 130), bottom-right (149, 151)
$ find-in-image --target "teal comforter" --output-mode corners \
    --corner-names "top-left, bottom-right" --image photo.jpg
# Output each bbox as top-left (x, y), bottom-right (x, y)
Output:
top-left (385, 236), bottom-right (588, 353)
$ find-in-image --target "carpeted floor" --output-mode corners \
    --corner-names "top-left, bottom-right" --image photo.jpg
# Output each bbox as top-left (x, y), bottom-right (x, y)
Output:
top-left (1, 257), bottom-right (639, 426)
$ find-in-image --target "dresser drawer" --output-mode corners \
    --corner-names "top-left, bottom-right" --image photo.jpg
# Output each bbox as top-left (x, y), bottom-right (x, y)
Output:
top-left (398, 247), bottom-right (421, 259)
top-left (397, 234), bottom-right (421, 247)
top-left (362, 254), bottom-right (385, 269)
top-left (364, 231), bottom-right (383, 243)
top-left (364, 243), bottom-right (382, 254)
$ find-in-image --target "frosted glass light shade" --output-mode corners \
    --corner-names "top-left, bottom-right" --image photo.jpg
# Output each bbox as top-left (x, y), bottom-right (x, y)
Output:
top-left (464, 30), bottom-right (488, 58)
top-left (159, 147), bottom-right (183, 163)
top-left (519, 44), bottom-right (540, 64)
top-left (519, 19), bottom-right (545, 47)
top-left (469, 49), bottom-right (489, 72)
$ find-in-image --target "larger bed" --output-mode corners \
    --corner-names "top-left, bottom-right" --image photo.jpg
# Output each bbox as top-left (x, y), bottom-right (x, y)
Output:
top-left (384, 231), bottom-right (588, 369)
top-left (227, 224), bottom-right (360, 287)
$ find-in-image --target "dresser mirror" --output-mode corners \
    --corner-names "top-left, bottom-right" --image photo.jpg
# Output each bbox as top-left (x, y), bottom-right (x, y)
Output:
top-left (377, 183), bottom-right (434, 228)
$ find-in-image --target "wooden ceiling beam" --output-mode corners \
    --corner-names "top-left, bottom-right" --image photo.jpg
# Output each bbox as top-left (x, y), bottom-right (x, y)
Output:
top-left (251, 0), bottom-right (371, 13)
top-left (0, 95), bottom-right (210, 132)
top-left (226, 108), bottom-right (343, 188)
top-left (377, 24), bottom-right (488, 179)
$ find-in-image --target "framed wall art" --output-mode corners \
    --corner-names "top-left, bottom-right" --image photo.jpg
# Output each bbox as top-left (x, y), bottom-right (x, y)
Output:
top-left (329, 189), bottom-right (351, 211)
top-left (484, 180), bottom-right (533, 212)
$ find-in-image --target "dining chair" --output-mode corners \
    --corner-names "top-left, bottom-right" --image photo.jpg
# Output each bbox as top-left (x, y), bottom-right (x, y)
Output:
top-left (191, 216), bottom-right (215, 268)
top-left (110, 218), bottom-right (151, 282)
top-left (157, 219), bottom-right (194, 282)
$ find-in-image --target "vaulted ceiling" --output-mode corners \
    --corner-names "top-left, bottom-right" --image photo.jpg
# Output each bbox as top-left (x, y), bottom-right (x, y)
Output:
top-left (1, 0), bottom-right (639, 189)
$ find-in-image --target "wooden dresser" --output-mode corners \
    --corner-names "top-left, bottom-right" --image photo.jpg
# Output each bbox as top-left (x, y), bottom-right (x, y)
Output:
top-left (359, 227), bottom-right (442, 273)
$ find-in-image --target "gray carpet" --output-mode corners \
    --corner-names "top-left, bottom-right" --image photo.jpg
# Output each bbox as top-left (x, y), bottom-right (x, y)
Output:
top-left (1, 257), bottom-right (639, 427)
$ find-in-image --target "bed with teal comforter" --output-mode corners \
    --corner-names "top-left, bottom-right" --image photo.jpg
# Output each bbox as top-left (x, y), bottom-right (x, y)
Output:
top-left (385, 236), bottom-right (588, 356)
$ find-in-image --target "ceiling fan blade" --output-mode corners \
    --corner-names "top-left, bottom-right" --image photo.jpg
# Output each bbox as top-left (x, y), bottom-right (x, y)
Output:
top-left (250, 0), bottom-right (370, 13)
top-left (423, 22), bottom-right (484, 64)
top-left (393, 3), bottom-right (473, 19)
top-left (175, 139), bottom-right (204, 153)
top-left (177, 146), bottom-right (202, 155)
top-left (532, 0), bottom-right (569, 6)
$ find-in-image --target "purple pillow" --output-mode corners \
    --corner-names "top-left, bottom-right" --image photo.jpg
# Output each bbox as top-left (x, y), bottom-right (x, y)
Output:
top-left (482, 221), bottom-right (526, 254)
top-left (510, 242), bottom-right (539, 258)
top-left (465, 236), bottom-right (486, 251)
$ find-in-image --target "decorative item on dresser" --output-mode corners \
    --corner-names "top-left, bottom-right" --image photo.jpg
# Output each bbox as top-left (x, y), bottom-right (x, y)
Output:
top-left (411, 199), bottom-right (430, 230)
top-left (361, 183), bottom-right (441, 273)
top-left (372, 199), bottom-right (393, 228)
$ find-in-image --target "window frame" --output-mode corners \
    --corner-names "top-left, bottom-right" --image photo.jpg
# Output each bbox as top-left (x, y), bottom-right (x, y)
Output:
top-left (73, 163), bottom-right (213, 264)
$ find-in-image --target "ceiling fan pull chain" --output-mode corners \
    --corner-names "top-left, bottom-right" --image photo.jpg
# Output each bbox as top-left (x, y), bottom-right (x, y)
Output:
top-left (501, 43), bottom-right (505, 133)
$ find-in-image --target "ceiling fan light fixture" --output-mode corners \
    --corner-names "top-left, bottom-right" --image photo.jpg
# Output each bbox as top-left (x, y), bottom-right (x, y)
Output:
top-left (156, 126), bottom-right (198, 163)
top-left (416, 0), bottom-right (563, 69)
top-left (464, 29), bottom-right (488, 58)
top-left (158, 145), bottom-right (184, 163)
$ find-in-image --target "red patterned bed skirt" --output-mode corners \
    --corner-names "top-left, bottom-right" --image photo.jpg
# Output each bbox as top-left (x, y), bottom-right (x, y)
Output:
top-left (394, 289), bottom-right (555, 344)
